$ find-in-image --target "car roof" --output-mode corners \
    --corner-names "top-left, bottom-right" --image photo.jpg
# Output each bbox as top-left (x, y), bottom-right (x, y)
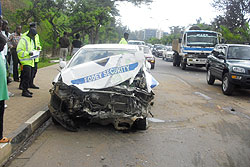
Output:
top-left (82, 44), bottom-right (139, 50)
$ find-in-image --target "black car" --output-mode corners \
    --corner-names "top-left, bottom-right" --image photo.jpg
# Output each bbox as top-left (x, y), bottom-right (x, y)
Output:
top-left (206, 44), bottom-right (250, 95)
top-left (152, 44), bottom-right (166, 58)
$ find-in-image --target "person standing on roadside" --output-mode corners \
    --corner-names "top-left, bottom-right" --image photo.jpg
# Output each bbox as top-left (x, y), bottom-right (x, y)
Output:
top-left (70, 33), bottom-right (82, 56)
top-left (59, 32), bottom-right (70, 61)
top-left (1, 20), bottom-right (10, 83)
top-left (0, 30), bottom-right (10, 143)
top-left (19, 23), bottom-right (41, 90)
top-left (119, 32), bottom-right (129, 44)
top-left (16, 23), bottom-right (39, 97)
top-left (29, 23), bottom-right (41, 89)
top-left (8, 25), bottom-right (22, 82)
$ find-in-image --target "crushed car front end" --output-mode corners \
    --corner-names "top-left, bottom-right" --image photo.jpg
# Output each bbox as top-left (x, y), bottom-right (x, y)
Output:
top-left (49, 44), bottom-right (158, 131)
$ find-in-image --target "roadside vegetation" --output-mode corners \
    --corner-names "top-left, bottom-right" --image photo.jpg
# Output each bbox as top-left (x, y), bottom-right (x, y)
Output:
top-left (2, 0), bottom-right (250, 63)
top-left (2, 0), bottom-right (151, 58)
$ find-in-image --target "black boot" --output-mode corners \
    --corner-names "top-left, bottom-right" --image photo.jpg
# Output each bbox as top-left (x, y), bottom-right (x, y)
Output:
top-left (27, 90), bottom-right (33, 95)
top-left (22, 90), bottom-right (32, 98)
top-left (29, 84), bottom-right (39, 89)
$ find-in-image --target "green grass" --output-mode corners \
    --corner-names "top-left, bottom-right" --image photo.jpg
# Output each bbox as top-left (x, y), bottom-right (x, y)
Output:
top-left (37, 55), bottom-right (72, 69)
top-left (37, 57), bottom-right (58, 69)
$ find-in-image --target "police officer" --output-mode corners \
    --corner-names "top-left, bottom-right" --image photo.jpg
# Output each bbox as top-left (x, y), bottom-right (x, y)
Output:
top-left (119, 32), bottom-right (129, 44)
top-left (17, 23), bottom-right (39, 97)
top-left (29, 23), bottom-right (41, 89)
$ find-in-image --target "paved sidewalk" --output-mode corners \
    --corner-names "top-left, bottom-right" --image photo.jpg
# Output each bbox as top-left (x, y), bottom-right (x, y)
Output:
top-left (3, 64), bottom-right (59, 137)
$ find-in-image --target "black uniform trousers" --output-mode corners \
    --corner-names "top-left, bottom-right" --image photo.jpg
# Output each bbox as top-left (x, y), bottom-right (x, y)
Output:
top-left (30, 62), bottom-right (38, 86)
top-left (22, 65), bottom-right (32, 91)
top-left (0, 100), bottom-right (5, 139)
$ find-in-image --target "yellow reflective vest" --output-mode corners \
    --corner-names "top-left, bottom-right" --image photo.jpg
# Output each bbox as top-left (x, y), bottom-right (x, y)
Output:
top-left (16, 34), bottom-right (37, 67)
top-left (119, 38), bottom-right (128, 44)
top-left (22, 31), bottom-right (42, 63)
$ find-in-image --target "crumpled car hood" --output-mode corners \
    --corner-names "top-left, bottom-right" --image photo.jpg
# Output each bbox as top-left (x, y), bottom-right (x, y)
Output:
top-left (60, 52), bottom-right (146, 91)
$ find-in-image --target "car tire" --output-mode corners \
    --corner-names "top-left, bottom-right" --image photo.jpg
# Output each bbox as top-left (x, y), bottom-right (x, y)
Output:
top-left (134, 118), bottom-right (148, 130)
top-left (173, 56), bottom-right (177, 66)
top-left (181, 61), bottom-right (186, 70)
top-left (222, 73), bottom-right (234, 95)
top-left (52, 117), bottom-right (60, 125)
top-left (207, 68), bottom-right (215, 85)
top-left (173, 61), bottom-right (176, 66)
top-left (151, 64), bottom-right (155, 69)
top-left (176, 60), bottom-right (180, 67)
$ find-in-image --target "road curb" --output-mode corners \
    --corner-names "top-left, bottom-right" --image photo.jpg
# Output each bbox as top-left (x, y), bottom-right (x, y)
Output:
top-left (0, 110), bottom-right (50, 166)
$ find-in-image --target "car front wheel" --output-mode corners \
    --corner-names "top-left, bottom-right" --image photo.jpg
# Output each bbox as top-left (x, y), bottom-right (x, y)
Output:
top-left (151, 63), bottom-right (155, 69)
top-left (180, 60), bottom-right (186, 70)
top-left (134, 118), bottom-right (148, 130)
top-left (222, 73), bottom-right (234, 95)
top-left (207, 68), bottom-right (215, 85)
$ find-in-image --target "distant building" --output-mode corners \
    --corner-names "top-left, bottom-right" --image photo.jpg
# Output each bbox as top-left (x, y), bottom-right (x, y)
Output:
top-left (163, 32), bottom-right (169, 36)
top-left (144, 29), bottom-right (157, 40)
top-left (156, 30), bottom-right (164, 39)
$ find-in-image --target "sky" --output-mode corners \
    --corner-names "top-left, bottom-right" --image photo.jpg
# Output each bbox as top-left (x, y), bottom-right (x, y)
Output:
top-left (116, 0), bottom-right (220, 32)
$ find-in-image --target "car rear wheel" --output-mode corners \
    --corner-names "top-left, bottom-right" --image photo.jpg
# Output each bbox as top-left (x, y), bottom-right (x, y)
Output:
top-left (222, 73), bottom-right (234, 95)
top-left (207, 68), bottom-right (215, 85)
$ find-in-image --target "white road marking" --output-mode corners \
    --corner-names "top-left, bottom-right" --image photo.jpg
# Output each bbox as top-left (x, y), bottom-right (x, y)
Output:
top-left (147, 118), bottom-right (165, 123)
top-left (194, 92), bottom-right (212, 100)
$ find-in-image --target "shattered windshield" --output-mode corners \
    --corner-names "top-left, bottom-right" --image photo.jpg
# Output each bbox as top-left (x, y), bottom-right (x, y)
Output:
top-left (187, 32), bottom-right (218, 47)
top-left (68, 48), bottom-right (136, 67)
top-left (227, 46), bottom-right (250, 60)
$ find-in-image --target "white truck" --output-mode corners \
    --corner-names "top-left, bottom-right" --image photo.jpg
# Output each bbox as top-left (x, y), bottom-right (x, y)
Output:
top-left (172, 27), bottom-right (222, 70)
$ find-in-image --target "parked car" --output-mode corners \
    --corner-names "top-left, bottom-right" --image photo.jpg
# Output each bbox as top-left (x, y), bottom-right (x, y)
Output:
top-left (152, 44), bottom-right (166, 58)
top-left (49, 44), bottom-right (158, 131)
top-left (139, 45), bottom-right (155, 69)
top-left (128, 40), bottom-right (145, 45)
top-left (206, 44), bottom-right (250, 95)
top-left (162, 46), bottom-right (174, 61)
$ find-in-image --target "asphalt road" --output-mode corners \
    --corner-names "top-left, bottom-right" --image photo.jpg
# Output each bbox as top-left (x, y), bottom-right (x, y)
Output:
top-left (7, 58), bottom-right (250, 167)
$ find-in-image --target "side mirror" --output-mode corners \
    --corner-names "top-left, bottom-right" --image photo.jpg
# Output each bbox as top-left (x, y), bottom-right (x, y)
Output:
top-left (212, 50), bottom-right (219, 56)
top-left (59, 61), bottom-right (67, 69)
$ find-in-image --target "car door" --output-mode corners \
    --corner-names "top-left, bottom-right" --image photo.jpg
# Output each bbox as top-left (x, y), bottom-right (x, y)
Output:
top-left (213, 48), bottom-right (226, 80)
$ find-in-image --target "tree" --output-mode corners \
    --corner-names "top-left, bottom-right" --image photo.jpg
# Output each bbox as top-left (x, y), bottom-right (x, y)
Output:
top-left (212, 0), bottom-right (250, 43)
top-left (113, 0), bottom-right (152, 5)
top-left (5, 0), bottom-right (153, 55)
top-left (212, 0), bottom-right (250, 31)
top-left (67, 0), bottom-right (113, 44)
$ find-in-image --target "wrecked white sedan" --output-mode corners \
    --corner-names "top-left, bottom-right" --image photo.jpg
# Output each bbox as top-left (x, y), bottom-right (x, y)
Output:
top-left (49, 44), bottom-right (158, 131)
